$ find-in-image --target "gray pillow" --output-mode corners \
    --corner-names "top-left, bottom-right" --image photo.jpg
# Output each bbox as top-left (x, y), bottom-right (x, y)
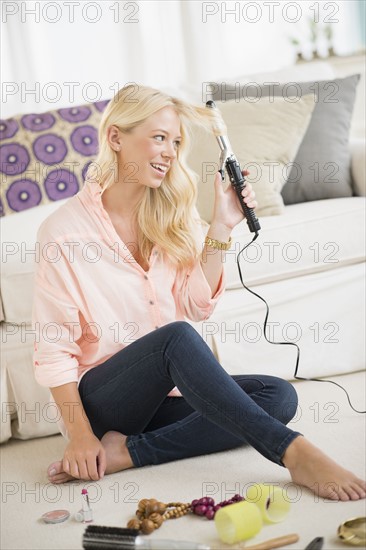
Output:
top-left (212, 74), bottom-right (360, 204)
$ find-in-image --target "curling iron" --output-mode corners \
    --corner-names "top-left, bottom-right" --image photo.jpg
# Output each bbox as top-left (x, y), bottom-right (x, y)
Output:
top-left (206, 100), bottom-right (261, 234)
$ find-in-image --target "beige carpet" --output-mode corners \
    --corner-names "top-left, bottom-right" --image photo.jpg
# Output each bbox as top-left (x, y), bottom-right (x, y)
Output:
top-left (1, 372), bottom-right (366, 550)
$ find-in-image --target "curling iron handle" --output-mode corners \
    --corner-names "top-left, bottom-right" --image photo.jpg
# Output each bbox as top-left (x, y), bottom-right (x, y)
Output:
top-left (226, 157), bottom-right (261, 233)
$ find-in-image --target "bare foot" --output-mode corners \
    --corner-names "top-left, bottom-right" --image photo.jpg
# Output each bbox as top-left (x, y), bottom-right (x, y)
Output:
top-left (101, 431), bottom-right (134, 474)
top-left (47, 463), bottom-right (74, 484)
top-left (282, 435), bottom-right (366, 501)
top-left (47, 431), bottom-right (134, 484)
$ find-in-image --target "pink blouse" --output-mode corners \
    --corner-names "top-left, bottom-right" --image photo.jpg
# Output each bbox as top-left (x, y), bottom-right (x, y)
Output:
top-left (32, 177), bottom-right (226, 398)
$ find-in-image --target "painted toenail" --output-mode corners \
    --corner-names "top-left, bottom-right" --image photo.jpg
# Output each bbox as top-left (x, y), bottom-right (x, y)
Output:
top-left (49, 468), bottom-right (56, 476)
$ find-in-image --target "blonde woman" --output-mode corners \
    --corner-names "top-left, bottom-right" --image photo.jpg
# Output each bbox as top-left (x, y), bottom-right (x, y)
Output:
top-left (33, 84), bottom-right (365, 501)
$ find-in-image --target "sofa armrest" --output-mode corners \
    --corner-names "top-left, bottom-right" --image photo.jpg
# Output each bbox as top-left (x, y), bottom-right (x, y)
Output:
top-left (350, 138), bottom-right (366, 196)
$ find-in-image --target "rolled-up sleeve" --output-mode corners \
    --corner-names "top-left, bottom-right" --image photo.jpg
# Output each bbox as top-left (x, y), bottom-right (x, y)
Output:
top-left (32, 228), bottom-right (82, 388)
top-left (173, 259), bottom-right (226, 322)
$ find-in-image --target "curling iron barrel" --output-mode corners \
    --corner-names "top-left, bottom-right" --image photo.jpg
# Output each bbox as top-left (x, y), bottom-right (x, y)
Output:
top-left (206, 100), bottom-right (261, 234)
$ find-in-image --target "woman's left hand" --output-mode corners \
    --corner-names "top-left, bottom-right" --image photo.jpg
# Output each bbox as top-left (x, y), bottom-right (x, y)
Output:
top-left (211, 170), bottom-right (257, 231)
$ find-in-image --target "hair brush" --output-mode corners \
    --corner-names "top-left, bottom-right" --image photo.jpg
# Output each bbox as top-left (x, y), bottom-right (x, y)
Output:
top-left (82, 525), bottom-right (210, 549)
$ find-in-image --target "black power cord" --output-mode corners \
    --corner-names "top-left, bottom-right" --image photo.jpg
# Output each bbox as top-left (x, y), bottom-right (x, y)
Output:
top-left (236, 233), bottom-right (366, 415)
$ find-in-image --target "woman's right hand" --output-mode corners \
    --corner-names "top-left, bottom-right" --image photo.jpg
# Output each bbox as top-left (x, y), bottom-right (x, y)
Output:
top-left (63, 431), bottom-right (106, 481)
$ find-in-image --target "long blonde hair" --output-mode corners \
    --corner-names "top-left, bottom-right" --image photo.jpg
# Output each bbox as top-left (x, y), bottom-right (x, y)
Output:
top-left (87, 84), bottom-right (225, 271)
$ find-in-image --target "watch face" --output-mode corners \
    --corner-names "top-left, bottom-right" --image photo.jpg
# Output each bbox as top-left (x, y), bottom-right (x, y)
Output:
top-left (41, 510), bottom-right (70, 524)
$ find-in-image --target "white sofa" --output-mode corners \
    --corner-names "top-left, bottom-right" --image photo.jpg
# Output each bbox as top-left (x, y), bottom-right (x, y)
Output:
top-left (1, 61), bottom-right (365, 444)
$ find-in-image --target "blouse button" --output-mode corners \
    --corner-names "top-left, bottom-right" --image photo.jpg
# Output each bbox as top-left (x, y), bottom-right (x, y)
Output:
top-left (149, 300), bottom-right (154, 305)
top-left (155, 326), bottom-right (159, 329)
top-left (144, 275), bottom-right (148, 280)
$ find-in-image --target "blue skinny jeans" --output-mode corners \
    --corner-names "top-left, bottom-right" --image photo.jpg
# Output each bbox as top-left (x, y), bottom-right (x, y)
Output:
top-left (78, 321), bottom-right (302, 467)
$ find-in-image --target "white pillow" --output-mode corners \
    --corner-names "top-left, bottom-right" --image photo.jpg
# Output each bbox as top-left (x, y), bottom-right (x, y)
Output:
top-left (188, 94), bottom-right (316, 222)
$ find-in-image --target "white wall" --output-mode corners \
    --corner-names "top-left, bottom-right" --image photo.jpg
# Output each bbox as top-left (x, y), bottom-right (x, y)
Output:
top-left (1, 0), bottom-right (363, 117)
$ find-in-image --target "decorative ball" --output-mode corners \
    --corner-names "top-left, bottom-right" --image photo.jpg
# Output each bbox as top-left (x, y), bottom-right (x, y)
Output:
top-left (156, 502), bottom-right (167, 514)
top-left (127, 519), bottom-right (141, 530)
top-left (145, 499), bottom-right (160, 516)
top-left (194, 505), bottom-right (207, 516)
top-left (149, 513), bottom-right (163, 528)
top-left (141, 518), bottom-right (156, 535)
top-left (138, 499), bottom-right (149, 512)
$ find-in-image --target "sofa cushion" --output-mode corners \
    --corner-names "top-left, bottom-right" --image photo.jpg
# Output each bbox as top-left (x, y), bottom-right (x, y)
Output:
top-left (211, 74), bottom-right (361, 205)
top-left (208, 262), bottom-right (365, 380)
top-left (1, 198), bottom-right (68, 323)
top-left (189, 94), bottom-right (316, 222)
top-left (223, 196), bottom-right (365, 289)
top-left (0, 322), bottom-right (59, 442)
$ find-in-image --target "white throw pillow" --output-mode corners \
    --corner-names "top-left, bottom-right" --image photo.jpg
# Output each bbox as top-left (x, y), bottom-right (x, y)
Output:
top-left (188, 94), bottom-right (316, 222)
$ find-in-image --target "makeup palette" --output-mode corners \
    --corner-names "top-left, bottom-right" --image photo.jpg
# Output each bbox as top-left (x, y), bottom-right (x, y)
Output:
top-left (41, 509), bottom-right (70, 524)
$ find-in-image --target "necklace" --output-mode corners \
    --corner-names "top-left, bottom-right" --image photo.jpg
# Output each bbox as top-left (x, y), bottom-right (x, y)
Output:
top-left (126, 494), bottom-right (245, 535)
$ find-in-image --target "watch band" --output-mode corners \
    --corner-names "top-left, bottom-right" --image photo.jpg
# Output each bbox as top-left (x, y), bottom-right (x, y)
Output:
top-left (204, 235), bottom-right (232, 251)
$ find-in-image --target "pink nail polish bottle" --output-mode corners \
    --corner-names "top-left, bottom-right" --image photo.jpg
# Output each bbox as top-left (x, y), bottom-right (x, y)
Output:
top-left (81, 489), bottom-right (93, 523)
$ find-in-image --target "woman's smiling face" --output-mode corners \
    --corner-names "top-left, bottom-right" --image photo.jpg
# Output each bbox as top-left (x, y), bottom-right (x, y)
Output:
top-left (113, 106), bottom-right (182, 190)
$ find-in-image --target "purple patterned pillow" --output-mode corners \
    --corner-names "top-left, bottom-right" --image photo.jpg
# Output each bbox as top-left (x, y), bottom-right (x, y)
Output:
top-left (0, 99), bottom-right (110, 216)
